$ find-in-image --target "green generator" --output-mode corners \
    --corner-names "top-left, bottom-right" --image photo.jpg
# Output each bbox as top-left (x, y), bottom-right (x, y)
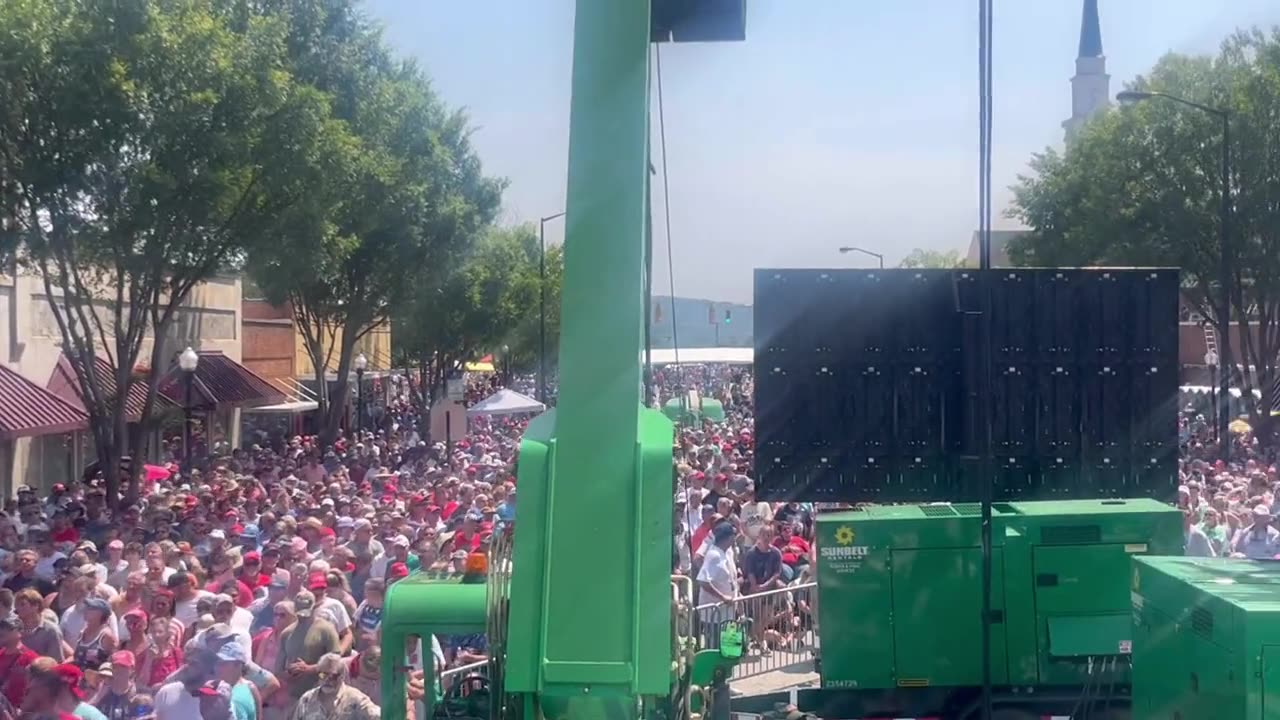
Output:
top-left (815, 499), bottom-right (1181, 714)
top-left (1131, 556), bottom-right (1280, 720)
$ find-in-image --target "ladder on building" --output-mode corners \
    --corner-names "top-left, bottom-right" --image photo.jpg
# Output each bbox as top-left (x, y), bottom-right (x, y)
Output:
top-left (1203, 322), bottom-right (1218, 366)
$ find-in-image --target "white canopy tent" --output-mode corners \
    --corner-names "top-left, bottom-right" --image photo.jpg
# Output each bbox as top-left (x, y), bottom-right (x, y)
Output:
top-left (467, 389), bottom-right (546, 416)
top-left (644, 347), bottom-right (753, 365)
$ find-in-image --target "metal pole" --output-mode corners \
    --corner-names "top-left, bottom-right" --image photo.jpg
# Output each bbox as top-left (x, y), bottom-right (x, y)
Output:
top-left (1211, 368), bottom-right (1219, 442)
top-left (538, 212), bottom-right (565, 405)
top-left (539, 217), bottom-right (547, 404)
top-left (1217, 112), bottom-right (1232, 461)
top-left (356, 368), bottom-right (365, 434)
top-left (183, 373), bottom-right (193, 472)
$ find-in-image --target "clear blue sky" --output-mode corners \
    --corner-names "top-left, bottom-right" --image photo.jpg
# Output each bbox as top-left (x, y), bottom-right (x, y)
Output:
top-left (364, 0), bottom-right (1280, 304)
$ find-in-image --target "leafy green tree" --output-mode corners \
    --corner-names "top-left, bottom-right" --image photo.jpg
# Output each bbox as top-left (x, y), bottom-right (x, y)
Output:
top-left (0, 0), bottom-right (336, 503)
top-left (247, 0), bottom-right (503, 443)
top-left (504, 242), bottom-right (564, 373)
top-left (1008, 28), bottom-right (1280, 438)
top-left (899, 248), bottom-right (964, 269)
top-left (395, 224), bottom-right (542, 413)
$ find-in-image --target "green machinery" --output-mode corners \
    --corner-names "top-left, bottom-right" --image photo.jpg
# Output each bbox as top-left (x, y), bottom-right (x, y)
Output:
top-left (800, 500), bottom-right (1182, 719)
top-left (379, 2), bottom-right (1189, 719)
top-left (1130, 556), bottom-right (1280, 720)
top-left (382, 2), bottom-right (748, 720)
top-left (380, 571), bottom-right (488, 720)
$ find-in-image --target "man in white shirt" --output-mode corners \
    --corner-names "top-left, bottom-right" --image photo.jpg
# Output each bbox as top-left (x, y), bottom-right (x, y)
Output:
top-left (169, 571), bottom-right (213, 628)
top-left (697, 522), bottom-right (740, 641)
top-left (212, 594), bottom-right (255, 646)
top-left (308, 572), bottom-right (354, 654)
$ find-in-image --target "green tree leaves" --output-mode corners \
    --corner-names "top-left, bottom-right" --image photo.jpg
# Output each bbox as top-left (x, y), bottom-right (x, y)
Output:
top-left (244, 0), bottom-right (504, 442)
top-left (899, 248), bottom-right (964, 269)
top-left (1008, 27), bottom-right (1280, 436)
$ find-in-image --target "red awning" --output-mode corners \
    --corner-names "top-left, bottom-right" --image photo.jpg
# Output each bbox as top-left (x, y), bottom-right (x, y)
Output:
top-left (159, 351), bottom-right (287, 409)
top-left (0, 364), bottom-right (87, 440)
top-left (47, 353), bottom-right (176, 424)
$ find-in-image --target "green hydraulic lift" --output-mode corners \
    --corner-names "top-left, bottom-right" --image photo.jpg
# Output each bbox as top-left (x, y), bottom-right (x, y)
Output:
top-left (500, 3), bottom-right (746, 720)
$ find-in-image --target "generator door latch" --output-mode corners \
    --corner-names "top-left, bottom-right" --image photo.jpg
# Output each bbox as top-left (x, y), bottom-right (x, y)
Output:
top-left (1036, 573), bottom-right (1059, 587)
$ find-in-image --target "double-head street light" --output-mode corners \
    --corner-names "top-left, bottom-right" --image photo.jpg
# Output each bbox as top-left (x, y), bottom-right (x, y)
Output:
top-left (539, 211), bottom-right (566, 404)
top-left (1118, 89), bottom-right (1233, 459)
top-left (837, 245), bottom-right (885, 268)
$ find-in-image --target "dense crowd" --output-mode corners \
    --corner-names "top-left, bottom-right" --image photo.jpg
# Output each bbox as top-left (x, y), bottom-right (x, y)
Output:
top-left (1178, 398), bottom-right (1280, 559)
top-left (0, 372), bottom-right (522, 720)
top-left (0, 364), bottom-right (1256, 719)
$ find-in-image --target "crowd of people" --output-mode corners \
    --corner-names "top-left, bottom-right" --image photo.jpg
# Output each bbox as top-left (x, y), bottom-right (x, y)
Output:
top-left (0, 362), bottom-right (1257, 719)
top-left (0, 371), bottom-right (525, 720)
top-left (1178, 398), bottom-right (1280, 558)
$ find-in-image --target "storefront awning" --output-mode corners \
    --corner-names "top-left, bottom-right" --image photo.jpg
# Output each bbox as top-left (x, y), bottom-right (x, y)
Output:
top-left (0, 364), bottom-right (87, 440)
top-left (159, 351), bottom-right (287, 410)
top-left (47, 353), bottom-right (177, 423)
top-left (245, 377), bottom-right (320, 415)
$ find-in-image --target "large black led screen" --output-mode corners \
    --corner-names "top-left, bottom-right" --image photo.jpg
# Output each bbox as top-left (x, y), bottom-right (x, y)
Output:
top-left (753, 268), bottom-right (1179, 503)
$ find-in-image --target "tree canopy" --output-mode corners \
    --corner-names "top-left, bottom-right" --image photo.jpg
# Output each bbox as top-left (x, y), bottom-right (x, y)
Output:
top-left (899, 247), bottom-right (965, 269)
top-left (1007, 27), bottom-right (1280, 436)
top-left (1, 0), bottom-right (341, 501)
top-left (394, 223), bottom-right (549, 405)
top-left (243, 0), bottom-right (504, 443)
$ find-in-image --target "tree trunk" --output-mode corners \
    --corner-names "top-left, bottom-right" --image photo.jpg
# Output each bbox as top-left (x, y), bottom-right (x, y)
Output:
top-left (320, 327), bottom-right (360, 444)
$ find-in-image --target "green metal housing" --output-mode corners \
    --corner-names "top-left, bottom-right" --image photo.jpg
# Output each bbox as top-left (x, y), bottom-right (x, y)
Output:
top-left (816, 499), bottom-right (1182, 695)
top-left (380, 573), bottom-right (488, 720)
top-left (1131, 556), bottom-right (1280, 720)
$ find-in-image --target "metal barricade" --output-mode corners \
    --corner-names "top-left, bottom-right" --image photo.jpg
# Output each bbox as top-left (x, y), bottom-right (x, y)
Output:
top-left (693, 581), bottom-right (819, 681)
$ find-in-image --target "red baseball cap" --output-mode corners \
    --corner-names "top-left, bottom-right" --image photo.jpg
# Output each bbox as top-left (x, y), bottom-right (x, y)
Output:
top-left (243, 551), bottom-right (261, 564)
top-left (388, 562), bottom-right (409, 579)
top-left (307, 572), bottom-right (328, 591)
top-left (48, 663), bottom-right (85, 699)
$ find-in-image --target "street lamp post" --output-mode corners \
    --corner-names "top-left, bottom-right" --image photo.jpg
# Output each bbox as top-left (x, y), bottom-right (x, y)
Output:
top-left (178, 347), bottom-right (199, 473)
top-left (539, 211), bottom-right (566, 404)
top-left (501, 344), bottom-right (511, 386)
top-left (837, 245), bottom-right (885, 268)
top-left (1205, 349), bottom-right (1220, 443)
top-left (1118, 90), bottom-right (1232, 459)
top-left (354, 352), bottom-right (368, 434)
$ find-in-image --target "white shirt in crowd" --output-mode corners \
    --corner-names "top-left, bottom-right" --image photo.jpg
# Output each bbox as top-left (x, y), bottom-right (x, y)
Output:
top-left (154, 679), bottom-right (201, 720)
top-left (317, 596), bottom-right (352, 634)
top-left (35, 552), bottom-right (66, 582)
top-left (740, 501), bottom-right (774, 542)
top-left (174, 590), bottom-right (213, 628)
top-left (696, 543), bottom-right (738, 606)
top-left (60, 604), bottom-right (120, 645)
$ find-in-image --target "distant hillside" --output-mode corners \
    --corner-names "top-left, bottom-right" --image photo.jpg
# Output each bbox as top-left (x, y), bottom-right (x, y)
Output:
top-left (650, 295), bottom-right (751, 349)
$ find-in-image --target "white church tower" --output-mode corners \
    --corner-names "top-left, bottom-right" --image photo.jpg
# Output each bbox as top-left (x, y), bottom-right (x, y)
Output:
top-left (1062, 0), bottom-right (1109, 144)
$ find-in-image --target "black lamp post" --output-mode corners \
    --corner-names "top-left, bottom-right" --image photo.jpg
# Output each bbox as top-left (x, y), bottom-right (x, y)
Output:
top-left (354, 352), bottom-right (368, 434)
top-left (178, 346), bottom-right (199, 472)
top-left (1118, 89), bottom-right (1232, 459)
top-left (837, 245), bottom-right (885, 268)
top-left (539, 211), bottom-right (566, 404)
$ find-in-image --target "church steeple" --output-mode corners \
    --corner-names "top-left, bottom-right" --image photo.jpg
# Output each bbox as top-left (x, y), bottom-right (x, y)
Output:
top-left (1078, 0), bottom-right (1103, 58)
top-left (1063, 0), bottom-right (1110, 144)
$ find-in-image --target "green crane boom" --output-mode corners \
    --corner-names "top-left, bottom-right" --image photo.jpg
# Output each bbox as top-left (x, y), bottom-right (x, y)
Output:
top-left (381, 5), bottom-right (746, 719)
top-left (504, 3), bottom-right (745, 719)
